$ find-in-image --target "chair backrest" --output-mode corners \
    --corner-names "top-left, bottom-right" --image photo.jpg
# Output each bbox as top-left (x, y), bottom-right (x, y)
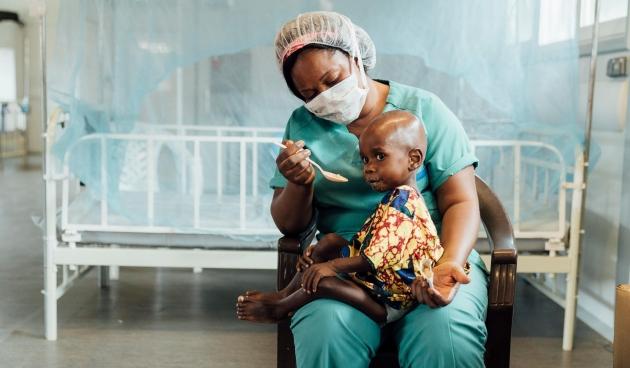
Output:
top-left (476, 176), bottom-right (515, 255)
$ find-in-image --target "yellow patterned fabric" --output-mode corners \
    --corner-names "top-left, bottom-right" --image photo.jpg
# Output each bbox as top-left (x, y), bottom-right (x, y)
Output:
top-left (344, 185), bottom-right (444, 310)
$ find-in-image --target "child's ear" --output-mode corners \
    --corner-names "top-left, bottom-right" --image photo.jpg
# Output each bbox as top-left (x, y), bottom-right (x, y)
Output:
top-left (408, 149), bottom-right (423, 171)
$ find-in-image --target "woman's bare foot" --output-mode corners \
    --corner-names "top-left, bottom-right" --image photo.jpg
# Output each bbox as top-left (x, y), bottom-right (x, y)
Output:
top-left (236, 295), bottom-right (287, 323)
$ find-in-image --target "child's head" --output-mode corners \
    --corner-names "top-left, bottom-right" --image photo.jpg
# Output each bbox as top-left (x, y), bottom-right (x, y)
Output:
top-left (358, 110), bottom-right (426, 192)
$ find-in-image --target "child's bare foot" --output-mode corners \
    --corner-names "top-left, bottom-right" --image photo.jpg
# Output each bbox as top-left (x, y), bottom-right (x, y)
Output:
top-left (236, 295), bottom-right (286, 323)
top-left (242, 290), bottom-right (286, 301)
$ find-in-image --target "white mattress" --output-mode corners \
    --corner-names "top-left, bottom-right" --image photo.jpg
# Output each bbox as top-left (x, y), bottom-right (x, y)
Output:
top-left (62, 190), bottom-right (281, 248)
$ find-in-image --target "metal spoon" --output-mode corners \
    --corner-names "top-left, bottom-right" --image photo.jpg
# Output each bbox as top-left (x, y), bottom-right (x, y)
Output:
top-left (273, 142), bottom-right (348, 183)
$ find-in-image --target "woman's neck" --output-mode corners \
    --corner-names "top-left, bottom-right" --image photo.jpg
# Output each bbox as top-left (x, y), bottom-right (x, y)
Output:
top-left (346, 79), bottom-right (389, 137)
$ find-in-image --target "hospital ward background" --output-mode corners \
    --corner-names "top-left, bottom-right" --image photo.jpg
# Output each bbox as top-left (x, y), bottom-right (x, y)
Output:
top-left (0, 0), bottom-right (629, 367)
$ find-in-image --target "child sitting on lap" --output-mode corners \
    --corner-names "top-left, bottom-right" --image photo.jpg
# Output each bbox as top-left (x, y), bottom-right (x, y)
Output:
top-left (237, 110), bottom-right (450, 324)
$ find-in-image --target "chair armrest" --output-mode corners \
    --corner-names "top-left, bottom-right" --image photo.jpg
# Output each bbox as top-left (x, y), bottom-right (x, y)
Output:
top-left (476, 176), bottom-right (517, 368)
top-left (277, 224), bottom-right (317, 290)
top-left (276, 225), bottom-right (317, 368)
top-left (278, 236), bottom-right (302, 255)
top-left (476, 176), bottom-right (517, 307)
top-left (277, 238), bottom-right (299, 291)
top-left (488, 252), bottom-right (517, 307)
top-left (277, 212), bottom-right (318, 255)
top-left (476, 176), bottom-right (515, 255)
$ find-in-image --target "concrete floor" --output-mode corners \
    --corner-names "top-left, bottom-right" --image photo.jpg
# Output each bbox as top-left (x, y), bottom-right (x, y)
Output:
top-left (0, 156), bottom-right (613, 367)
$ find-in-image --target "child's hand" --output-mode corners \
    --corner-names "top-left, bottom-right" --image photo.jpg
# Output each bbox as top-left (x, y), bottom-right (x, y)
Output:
top-left (411, 261), bottom-right (470, 308)
top-left (297, 245), bottom-right (315, 272)
top-left (301, 261), bottom-right (339, 294)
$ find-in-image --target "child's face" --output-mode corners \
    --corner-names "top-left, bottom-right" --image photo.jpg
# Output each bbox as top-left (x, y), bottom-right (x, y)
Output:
top-left (359, 132), bottom-right (414, 192)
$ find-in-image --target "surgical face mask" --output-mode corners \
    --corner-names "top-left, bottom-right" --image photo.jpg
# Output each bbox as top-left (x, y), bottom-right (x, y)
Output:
top-left (304, 69), bottom-right (368, 125)
top-left (304, 15), bottom-right (369, 125)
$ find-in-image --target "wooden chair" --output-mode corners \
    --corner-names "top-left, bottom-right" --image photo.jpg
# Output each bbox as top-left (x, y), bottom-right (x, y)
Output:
top-left (276, 176), bottom-right (517, 368)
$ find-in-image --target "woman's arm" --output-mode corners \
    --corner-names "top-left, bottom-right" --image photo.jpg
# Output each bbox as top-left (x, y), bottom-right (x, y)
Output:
top-left (270, 140), bottom-right (316, 235)
top-left (271, 185), bottom-right (314, 235)
top-left (435, 165), bottom-right (480, 266)
top-left (412, 165), bottom-right (479, 307)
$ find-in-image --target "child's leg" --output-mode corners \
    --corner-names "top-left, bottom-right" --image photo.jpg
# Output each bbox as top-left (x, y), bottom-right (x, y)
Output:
top-left (280, 233), bottom-right (348, 294)
top-left (237, 275), bottom-right (387, 324)
top-left (237, 233), bottom-right (386, 323)
top-left (241, 233), bottom-right (347, 300)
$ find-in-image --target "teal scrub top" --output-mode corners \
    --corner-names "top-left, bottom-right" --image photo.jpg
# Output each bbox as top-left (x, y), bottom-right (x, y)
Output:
top-left (269, 80), bottom-right (478, 240)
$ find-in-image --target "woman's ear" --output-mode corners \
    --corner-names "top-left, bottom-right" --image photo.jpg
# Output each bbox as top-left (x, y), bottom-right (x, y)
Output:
top-left (408, 149), bottom-right (423, 171)
top-left (353, 56), bottom-right (365, 73)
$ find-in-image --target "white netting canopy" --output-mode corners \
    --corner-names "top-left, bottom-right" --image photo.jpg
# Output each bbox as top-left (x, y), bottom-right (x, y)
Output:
top-left (48, 0), bottom-right (584, 239)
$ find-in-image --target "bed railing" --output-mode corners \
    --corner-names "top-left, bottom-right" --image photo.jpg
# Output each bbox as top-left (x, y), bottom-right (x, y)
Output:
top-left (56, 125), bottom-right (284, 236)
top-left (52, 126), bottom-right (570, 249)
top-left (471, 140), bottom-right (568, 247)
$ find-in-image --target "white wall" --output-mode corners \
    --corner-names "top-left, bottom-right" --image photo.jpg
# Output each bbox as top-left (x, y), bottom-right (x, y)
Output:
top-left (0, 0), bottom-right (59, 153)
top-left (535, 49), bottom-right (629, 342)
top-left (618, 92), bottom-right (630, 285)
top-left (571, 49), bottom-right (630, 340)
top-left (24, 15), bottom-right (43, 153)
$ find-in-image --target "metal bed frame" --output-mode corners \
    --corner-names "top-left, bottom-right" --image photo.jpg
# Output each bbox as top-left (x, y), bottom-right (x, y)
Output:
top-left (42, 105), bottom-right (586, 352)
top-left (43, 113), bottom-right (282, 341)
top-left (471, 141), bottom-right (587, 351)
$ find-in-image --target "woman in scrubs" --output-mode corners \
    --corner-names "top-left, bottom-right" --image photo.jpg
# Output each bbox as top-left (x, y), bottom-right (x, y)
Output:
top-left (264, 11), bottom-right (488, 368)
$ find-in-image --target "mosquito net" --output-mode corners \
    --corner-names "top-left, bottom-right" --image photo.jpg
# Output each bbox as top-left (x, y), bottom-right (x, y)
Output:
top-left (48, 0), bottom-right (583, 240)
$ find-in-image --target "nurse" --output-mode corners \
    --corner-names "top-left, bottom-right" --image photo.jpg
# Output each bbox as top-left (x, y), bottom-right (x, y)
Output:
top-left (265, 11), bottom-right (488, 367)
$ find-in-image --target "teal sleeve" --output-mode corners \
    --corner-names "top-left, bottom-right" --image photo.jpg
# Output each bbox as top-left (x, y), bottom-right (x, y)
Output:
top-left (269, 118), bottom-right (291, 189)
top-left (423, 95), bottom-right (478, 191)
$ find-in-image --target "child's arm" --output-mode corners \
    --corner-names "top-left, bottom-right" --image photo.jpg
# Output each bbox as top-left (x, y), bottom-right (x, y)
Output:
top-left (330, 256), bottom-right (372, 273)
top-left (301, 255), bottom-right (371, 294)
top-left (302, 188), bottom-right (424, 294)
top-left (297, 233), bottom-right (347, 272)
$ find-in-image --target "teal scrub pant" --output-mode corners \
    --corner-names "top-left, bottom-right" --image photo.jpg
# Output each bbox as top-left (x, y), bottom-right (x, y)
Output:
top-left (290, 250), bottom-right (489, 368)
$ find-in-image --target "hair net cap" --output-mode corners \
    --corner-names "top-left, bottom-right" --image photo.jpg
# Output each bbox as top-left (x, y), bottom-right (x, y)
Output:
top-left (274, 11), bottom-right (376, 70)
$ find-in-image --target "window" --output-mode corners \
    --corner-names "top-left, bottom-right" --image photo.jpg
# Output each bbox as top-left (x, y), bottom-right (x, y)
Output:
top-left (580, 0), bottom-right (628, 26)
top-left (539, 0), bottom-right (577, 45)
top-left (533, 0), bottom-right (629, 53)
top-left (578, 0), bottom-right (630, 54)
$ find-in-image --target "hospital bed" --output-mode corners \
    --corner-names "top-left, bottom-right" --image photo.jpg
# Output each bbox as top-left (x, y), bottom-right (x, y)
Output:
top-left (43, 111), bottom-right (283, 341)
top-left (471, 140), bottom-right (586, 351)
top-left (42, 110), bottom-right (586, 351)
